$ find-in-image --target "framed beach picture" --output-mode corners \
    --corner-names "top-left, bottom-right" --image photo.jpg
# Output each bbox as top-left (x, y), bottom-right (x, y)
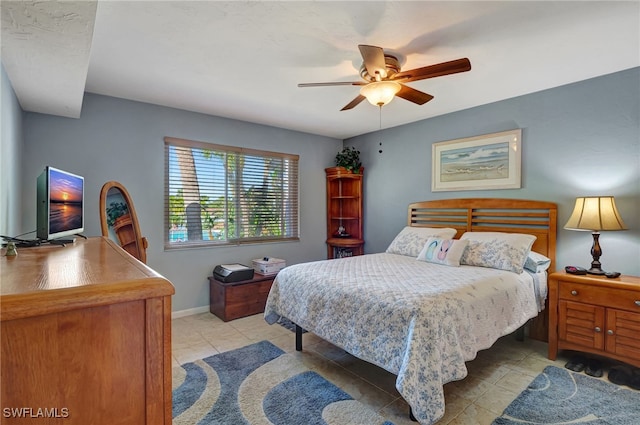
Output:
top-left (431, 129), bottom-right (522, 192)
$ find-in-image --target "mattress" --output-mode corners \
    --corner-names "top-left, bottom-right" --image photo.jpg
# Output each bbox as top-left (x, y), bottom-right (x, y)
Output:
top-left (264, 252), bottom-right (546, 424)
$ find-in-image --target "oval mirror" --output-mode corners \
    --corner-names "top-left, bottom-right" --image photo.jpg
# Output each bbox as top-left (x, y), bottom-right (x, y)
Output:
top-left (99, 181), bottom-right (148, 263)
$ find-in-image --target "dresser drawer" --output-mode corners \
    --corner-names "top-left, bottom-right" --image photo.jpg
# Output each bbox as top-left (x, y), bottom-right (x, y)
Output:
top-left (559, 281), bottom-right (640, 312)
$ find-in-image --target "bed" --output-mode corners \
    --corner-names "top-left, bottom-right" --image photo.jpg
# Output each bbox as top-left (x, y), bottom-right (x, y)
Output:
top-left (264, 198), bottom-right (557, 424)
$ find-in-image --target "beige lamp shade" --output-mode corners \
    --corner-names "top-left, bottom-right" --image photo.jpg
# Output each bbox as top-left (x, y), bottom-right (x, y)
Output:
top-left (360, 81), bottom-right (401, 106)
top-left (564, 196), bottom-right (627, 231)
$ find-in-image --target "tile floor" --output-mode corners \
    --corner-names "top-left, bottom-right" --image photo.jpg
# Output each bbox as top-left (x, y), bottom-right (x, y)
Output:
top-left (171, 312), bottom-right (627, 425)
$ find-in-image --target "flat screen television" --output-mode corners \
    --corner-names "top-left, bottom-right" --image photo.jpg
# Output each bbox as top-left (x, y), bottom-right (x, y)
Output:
top-left (37, 166), bottom-right (85, 241)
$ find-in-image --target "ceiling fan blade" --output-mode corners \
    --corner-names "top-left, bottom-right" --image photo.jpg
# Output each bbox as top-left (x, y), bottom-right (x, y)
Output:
top-left (341, 95), bottom-right (366, 111)
top-left (393, 58), bottom-right (471, 83)
top-left (358, 44), bottom-right (387, 79)
top-left (395, 84), bottom-right (434, 105)
top-left (298, 81), bottom-right (365, 87)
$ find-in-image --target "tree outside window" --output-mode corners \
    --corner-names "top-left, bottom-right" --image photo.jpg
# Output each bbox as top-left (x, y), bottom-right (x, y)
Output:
top-left (164, 137), bottom-right (299, 249)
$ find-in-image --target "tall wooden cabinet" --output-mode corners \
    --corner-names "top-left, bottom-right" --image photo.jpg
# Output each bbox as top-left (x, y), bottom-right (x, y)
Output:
top-left (325, 166), bottom-right (364, 259)
top-left (1, 237), bottom-right (175, 425)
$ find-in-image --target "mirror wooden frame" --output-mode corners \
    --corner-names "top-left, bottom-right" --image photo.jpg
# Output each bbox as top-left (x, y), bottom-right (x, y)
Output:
top-left (99, 181), bottom-right (148, 263)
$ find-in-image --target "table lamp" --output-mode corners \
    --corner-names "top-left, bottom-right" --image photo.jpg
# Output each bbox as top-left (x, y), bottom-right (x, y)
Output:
top-left (564, 196), bottom-right (627, 275)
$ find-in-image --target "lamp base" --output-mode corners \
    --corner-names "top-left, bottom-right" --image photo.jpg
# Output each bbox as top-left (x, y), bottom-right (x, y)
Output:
top-left (587, 232), bottom-right (605, 276)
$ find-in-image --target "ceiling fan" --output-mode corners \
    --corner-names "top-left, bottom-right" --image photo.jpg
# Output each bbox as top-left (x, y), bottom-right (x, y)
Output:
top-left (298, 45), bottom-right (471, 111)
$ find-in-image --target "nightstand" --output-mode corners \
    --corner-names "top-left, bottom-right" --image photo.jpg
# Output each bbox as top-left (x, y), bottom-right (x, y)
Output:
top-left (548, 271), bottom-right (640, 367)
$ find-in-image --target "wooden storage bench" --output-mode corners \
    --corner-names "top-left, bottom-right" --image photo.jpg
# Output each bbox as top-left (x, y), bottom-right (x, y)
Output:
top-left (209, 273), bottom-right (276, 321)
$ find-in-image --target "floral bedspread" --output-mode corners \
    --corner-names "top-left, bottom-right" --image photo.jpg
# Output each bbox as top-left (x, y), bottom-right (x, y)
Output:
top-left (264, 253), bottom-right (545, 425)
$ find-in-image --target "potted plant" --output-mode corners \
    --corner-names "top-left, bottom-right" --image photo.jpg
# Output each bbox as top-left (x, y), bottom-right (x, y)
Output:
top-left (335, 146), bottom-right (362, 173)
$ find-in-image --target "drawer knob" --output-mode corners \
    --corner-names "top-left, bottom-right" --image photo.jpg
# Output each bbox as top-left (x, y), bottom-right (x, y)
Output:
top-left (635, 300), bottom-right (640, 307)
top-left (594, 327), bottom-right (601, 333)
top-left (571, 290), bottom-right (578, 296)
top-left (607, 329), bottom-right (614, 335)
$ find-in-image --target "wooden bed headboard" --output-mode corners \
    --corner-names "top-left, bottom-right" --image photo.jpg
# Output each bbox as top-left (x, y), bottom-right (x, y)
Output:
top-left (408, 198), bottom-right (557, 272)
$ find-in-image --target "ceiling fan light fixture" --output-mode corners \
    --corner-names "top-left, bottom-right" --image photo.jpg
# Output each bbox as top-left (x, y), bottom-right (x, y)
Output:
top-left (360, 81), bottom-right (401, 106)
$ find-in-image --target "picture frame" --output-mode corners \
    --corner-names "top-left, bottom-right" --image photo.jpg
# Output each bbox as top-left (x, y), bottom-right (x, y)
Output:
top-left (431, 129), bottom-right (522, 192)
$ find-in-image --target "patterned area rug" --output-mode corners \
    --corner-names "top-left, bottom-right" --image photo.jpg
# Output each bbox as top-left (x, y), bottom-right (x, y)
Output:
top-left (493, 365), bottom-right (640, 424)
top-left (172, 340), bottom-right (394, 425)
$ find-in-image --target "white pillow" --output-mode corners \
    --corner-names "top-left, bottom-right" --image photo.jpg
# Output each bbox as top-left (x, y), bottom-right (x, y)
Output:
top-left (524, 251), bottom-right (552, 273)
top-left (459, 232), bottom-right (536, 274)
top-left (417, 238), bottom-right (469, 267)
top-left (386, 226), bottom-right (457, 257)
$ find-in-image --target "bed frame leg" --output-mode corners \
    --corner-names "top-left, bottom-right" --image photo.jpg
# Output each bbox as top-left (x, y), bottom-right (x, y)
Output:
top-left (409, 406), bottom-right (418, 422)
top-left (515, 325), bottom-right (525, 342)
top-left (295, 324), bottom-right (303, 351)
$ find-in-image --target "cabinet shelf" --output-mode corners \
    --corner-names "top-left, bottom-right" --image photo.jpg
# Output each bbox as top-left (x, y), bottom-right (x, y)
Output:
top-left (326, 166), bottom-right (364, 259)
top-left (326, 237), bottom-right (364, 245)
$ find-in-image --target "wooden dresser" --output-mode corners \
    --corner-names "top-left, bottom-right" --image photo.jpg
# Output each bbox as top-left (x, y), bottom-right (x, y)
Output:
top-left (548, 271), bottom-right (640, 367)
top-left (1, 237), bottom-right (175, 424)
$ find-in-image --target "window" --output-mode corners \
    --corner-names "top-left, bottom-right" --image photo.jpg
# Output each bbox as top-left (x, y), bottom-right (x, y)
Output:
top-left (164, 137), bottom-right (299, 249)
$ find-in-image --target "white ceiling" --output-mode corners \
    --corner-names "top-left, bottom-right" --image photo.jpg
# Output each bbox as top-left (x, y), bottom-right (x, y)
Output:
top-left (2, 1), bottom-right (639, 140)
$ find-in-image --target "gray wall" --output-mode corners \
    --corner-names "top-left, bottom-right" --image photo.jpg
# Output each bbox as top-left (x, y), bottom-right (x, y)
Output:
top-left (346, 67), bottom-right (640, 275)
top-left (21, 93), bottom-right (342, 312)
top-left (13, 68), bottom-right (640, 312)
top-left (1, 65), bottom-right (23, 237)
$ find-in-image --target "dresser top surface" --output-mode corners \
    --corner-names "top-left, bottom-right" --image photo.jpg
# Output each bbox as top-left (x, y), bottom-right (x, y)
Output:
top-left (1, 237), bottom-right (172, 297)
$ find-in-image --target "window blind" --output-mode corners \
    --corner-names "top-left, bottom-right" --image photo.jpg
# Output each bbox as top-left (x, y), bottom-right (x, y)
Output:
top-left (164, 137), bottom-right (299, 249)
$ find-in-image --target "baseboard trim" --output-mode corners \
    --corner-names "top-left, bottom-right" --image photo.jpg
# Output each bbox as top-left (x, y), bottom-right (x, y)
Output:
top-left (172, 306), bottom-right (209, 319)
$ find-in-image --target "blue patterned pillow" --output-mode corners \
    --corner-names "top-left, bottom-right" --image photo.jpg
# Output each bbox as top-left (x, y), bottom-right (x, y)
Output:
top-left (386, 226), bottom-right (457, 257)
top-left (524, 251), bottom-right (551, 273)
top-left (459, 232), bottom-right (536, 274)
top-left (417, 238), bottom-right (469, 267)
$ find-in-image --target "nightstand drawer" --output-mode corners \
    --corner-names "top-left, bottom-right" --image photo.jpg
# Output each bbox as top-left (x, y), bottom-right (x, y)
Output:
top-left (559, 281), bottom-right (640, 312)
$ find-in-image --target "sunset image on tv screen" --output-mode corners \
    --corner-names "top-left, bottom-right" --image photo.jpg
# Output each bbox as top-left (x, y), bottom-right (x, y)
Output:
top-left (49, 169), bottom-right (83, 234)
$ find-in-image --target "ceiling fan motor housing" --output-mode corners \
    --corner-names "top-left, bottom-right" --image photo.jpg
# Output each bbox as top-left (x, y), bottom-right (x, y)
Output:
top-left (360, 55), bottom-right (400, 81)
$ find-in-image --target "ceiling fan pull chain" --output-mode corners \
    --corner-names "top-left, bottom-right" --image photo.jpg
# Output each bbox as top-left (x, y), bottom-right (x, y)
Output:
top-left (379, 105), bottom-right (383, 154)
